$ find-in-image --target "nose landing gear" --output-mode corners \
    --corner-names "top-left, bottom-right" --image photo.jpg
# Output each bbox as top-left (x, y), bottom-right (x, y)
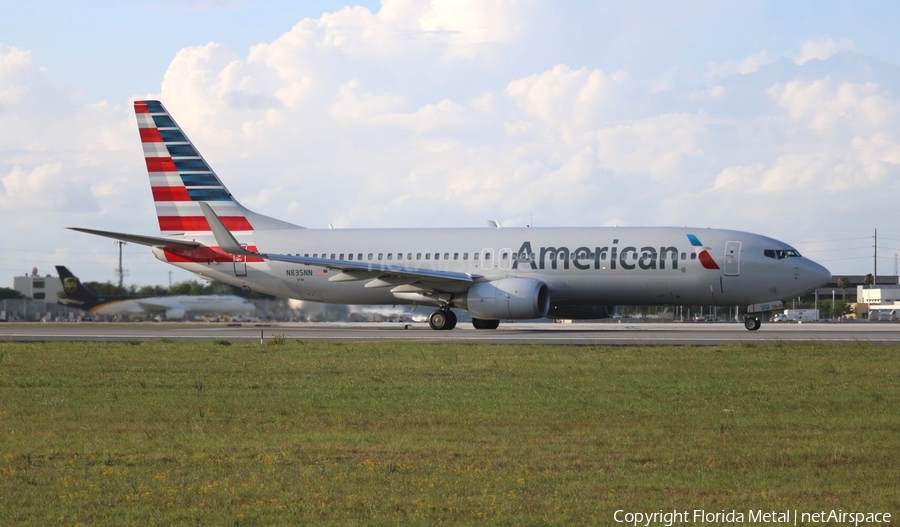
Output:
top-left (742, 301), bottom-right (781, 331)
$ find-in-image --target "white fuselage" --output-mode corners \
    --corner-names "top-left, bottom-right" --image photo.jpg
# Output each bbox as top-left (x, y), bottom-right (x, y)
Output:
top-left (153, 226), bottom-right (830, 311)
top-left (91, 294), bottom-right (256, 319)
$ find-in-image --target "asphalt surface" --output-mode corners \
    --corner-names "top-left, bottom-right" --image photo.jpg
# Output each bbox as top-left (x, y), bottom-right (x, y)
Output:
top-left (2, 321), bottom-right (899, 345)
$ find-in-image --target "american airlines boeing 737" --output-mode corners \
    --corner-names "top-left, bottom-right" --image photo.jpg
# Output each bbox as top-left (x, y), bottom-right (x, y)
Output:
top-left (71, 100), bottom-right (831, 331)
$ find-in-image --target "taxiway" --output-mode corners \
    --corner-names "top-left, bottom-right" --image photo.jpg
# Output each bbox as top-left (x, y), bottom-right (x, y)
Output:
top-left (2, 322), bottom-right (898, 345)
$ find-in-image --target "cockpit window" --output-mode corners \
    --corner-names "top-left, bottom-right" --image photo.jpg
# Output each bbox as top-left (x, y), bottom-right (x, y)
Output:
top-left (764, 248), bottom-right (802, 259)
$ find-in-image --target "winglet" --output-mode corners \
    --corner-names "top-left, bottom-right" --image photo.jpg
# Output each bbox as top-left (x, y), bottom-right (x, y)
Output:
top-left (198, 202), bottom-right (259, 257)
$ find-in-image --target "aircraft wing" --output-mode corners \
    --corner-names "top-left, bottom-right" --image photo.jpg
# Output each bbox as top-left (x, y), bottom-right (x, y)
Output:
top-left (264, 253), bottom-right (478, 282)
top-left (67, 227), bottom-right (202, 249)
top-left (198, 202), bottom-right (480, 284)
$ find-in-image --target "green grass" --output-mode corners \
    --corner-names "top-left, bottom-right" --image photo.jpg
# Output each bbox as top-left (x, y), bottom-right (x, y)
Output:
top-left (0, 341), bottom-right (898, 525)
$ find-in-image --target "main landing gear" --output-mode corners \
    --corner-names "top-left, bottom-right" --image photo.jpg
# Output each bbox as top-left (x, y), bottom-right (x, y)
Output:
top-left (427, 310), bottom-right (501, 331)
top-left (429, 309), bottom-right (457, 330)
top-left (472, 317), bottom-right (500, 330)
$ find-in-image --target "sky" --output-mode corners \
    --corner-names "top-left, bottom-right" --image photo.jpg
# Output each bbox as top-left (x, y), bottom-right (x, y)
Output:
top-left (2, 0), bottom-right (900, 287)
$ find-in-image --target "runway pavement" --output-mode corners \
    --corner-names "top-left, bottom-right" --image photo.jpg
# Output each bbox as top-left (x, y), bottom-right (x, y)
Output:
top-left (2, 321), bottom-right (899, 345)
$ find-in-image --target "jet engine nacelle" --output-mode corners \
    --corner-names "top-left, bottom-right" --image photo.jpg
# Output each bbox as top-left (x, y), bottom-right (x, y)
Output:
top-left (547, 304), bottom-right (617, 320)
top-left (464, 278), bottom-right (550, 320)
top-left (164, 307), bottom-right (186, 320)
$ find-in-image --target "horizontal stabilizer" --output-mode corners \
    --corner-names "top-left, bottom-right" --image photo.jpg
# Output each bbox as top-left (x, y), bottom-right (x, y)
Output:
top-left (68, 227), bottom-right (202, 249)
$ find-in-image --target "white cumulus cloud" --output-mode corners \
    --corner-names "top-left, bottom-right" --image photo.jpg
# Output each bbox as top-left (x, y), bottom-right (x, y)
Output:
top-left (793, 37), bottom-right (855, 65)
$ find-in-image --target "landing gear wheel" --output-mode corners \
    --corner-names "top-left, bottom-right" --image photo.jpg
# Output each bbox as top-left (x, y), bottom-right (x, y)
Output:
top-left (429, 309), bottom-right (457, 330)
top-left (744, 316), bottom-right (761, 331)
top-left (472, 317), bottom-right (500, 330)
top-left (444, 310), bottom-right (457, 330)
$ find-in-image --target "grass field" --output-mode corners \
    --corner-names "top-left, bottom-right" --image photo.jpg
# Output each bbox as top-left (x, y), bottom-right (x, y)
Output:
top-left (1, 339), bottom-right (898, 525)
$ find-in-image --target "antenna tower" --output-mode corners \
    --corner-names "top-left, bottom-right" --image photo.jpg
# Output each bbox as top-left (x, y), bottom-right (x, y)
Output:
top-left (114, 240), bottom-right (128, 289)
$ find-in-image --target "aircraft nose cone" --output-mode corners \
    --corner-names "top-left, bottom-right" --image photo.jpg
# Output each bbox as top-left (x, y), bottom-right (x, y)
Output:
top-left (807, 260), bottom-right (832, 289)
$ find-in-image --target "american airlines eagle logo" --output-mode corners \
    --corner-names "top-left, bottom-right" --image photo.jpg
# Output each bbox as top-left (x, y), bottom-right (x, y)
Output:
top-left (686, 234), bottom-right (720, 270)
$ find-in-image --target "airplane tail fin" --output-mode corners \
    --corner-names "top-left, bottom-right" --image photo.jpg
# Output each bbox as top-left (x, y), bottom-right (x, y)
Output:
top-left (55, 265), bottom-right (102, 310)
top-left (134, 100), bottom-right (300, 235)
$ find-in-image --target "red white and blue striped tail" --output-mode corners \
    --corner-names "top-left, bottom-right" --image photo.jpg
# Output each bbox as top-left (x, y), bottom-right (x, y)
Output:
top-left (134, 100), bottom-right (300, 235)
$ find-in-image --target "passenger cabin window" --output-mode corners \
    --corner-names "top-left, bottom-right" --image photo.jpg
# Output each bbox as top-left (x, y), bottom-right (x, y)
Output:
top-left (387, 253), bottom-right (393, 260)
top-left (368, 253), bottom-right (373, 260)
top-left (444, 253), bottom-right (450, 260)
top-left (425, 253), bottom-right (431, 260)
top-left (408, 253), bottom-right (413, 260)
top-left (474, 253), bottom-right (479, 260)
top-left (358, 253), bottom-right (363, 260)
top-left (348, 253), bottom-right (354, 260)
top-left (454, 253), bottom-right (459, 260)
top-left (463, 253), bottom-right (469, 260)
top-left (339, 253), bottom-right (345, 259)
top-left (690, 253), bottom-right (697, 260)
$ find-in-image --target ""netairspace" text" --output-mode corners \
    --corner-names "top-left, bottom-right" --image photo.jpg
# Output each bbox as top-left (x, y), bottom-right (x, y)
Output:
top-left (613, 509), bottom-right (891, 526)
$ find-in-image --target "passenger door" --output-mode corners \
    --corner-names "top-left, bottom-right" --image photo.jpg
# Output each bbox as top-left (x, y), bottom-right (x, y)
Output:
top-left (724, 241), bottom-right (741, 276)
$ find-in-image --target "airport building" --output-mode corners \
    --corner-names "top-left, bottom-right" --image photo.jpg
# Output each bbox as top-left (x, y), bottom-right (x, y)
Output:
top-left (853, 283), bottom-right (900, 320)
top-left (807, 275), bottom-right (899, 302)
top-left (857, 284), bottom-right (900, 305)
top-left (13, 268), bottom-right (64, 302)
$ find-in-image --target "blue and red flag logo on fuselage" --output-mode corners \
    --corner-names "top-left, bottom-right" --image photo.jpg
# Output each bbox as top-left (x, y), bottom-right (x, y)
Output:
top-left (687, 234), bottom-right (720, 270)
